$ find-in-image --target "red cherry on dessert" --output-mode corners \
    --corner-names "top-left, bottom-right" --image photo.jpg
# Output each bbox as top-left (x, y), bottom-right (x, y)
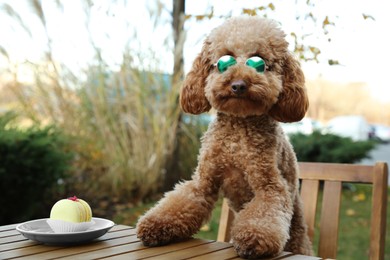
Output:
top-left (68, 196), bottom-right (79, 201)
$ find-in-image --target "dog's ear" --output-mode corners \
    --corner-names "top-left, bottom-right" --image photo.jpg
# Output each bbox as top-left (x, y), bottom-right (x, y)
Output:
top-left (269, 53), bottom-right (309, 122)
top-left (180, 42), bottom-right (212, 114)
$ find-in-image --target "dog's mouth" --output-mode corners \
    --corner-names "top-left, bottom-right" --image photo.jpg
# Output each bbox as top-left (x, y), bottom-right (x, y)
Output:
top-left (218, 95), bottom-right (260, 106)
top-left (209, 84), bottom-right (274, 117)
top-left (215, 84), bottom-right (266, 102)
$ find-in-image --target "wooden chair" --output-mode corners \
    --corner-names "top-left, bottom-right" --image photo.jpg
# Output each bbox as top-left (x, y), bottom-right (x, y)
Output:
top-left (217, 162), bottom-right (388, 260)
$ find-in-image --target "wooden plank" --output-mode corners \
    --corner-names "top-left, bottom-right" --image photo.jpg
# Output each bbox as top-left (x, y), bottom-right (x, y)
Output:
top-left (299, 162), bottom-right (373, 183)
top-left (94, 229), bottom-right (136, 241)
top-left (0, 243), bottom-right (64, 259)
top-left (369, 162), bottom-right (388, 260)
top-left (281, 255), bottom-right (322, 259)
top-left (0, 234), bottom-right (27, 245)
top-left (318, 181), bottom-right (342, 259)
top-left (103, 239), bottom-right (212, 260)
top-left (0, 224), bottom-right (18, 233)
top-left (266, 251), bottom-right (295, 260)
top-left (0, 239), bottom-right (37, 252)
top-left (299, 179), bottom-right (319, 243)
top-left (55, 241), bottom-right (146, 260)
top-left (6, 235), bottom-right (139, 260)
top-left (108, 225), bottom-right (134, 232)
top-left (0, 229), bottom-right (21, 238)
top-left (145, 241), bottom-right (232, 260)
top-left (186, 246), bottom-right (237, 260)
top-left (217, 199), bottom-right (235, 242)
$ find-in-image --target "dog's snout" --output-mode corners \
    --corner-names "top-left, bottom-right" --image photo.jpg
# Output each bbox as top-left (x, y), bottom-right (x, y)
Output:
top-left (231, 80), bottom-right (247, 95)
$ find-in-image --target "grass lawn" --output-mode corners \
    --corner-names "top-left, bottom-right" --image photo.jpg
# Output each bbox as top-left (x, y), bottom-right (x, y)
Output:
top-left (114, 184), bottom-right (389, 260)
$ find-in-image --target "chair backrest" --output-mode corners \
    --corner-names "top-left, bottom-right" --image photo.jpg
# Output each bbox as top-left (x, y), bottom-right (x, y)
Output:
top-left (217, 162), bottom-right (388, 260)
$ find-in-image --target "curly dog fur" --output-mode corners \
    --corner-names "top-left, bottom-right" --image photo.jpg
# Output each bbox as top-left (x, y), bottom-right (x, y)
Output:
top-left (137, 16), bottom-right (313, 258)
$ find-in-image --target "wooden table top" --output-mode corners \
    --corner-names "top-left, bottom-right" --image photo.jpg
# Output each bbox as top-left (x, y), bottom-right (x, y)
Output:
top-left (0, 223), bottom-right (322, 260)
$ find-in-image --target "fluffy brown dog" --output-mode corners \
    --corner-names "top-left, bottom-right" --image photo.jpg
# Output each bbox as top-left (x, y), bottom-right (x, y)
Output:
top-left (137, 16), bottom-right (313, 258)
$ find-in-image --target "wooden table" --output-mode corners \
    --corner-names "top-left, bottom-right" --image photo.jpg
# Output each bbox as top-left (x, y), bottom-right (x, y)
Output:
top-left (1, 223), bottom-right (322, 259)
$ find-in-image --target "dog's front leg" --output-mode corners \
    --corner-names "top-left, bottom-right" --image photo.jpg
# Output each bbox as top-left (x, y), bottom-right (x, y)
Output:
top-left (231, 169), bottom-right (293, 259)
top-left (136, 167), bottom-right (220, 246)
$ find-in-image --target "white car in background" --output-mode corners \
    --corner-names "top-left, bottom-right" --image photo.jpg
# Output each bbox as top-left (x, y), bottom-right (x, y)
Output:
top-left (373, 124), bottom-right (390, 143)
top-left (326, 115), bottom-right (371, 141)
top-left (281, 118), bottom-right (322, 136)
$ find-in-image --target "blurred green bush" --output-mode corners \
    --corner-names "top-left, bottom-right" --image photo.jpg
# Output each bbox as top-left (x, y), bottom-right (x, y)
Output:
top-left (289, 130), bottom-right (376, 163)
top-left (0, 112), bottom-right (73, 225)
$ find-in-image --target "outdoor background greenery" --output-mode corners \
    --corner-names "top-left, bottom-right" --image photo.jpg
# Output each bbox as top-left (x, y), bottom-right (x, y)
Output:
top-left (0, 112), bottom-right (73, 224)
top-left (290, 130), bottom-right (377, 163)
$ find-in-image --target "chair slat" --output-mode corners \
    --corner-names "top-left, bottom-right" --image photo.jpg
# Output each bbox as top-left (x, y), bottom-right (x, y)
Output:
top-left (370, 162), bottom-right (388, 260)
top-left (300, 179), bottom-right (320, 243)
top-left (217, 199), bottom-right (235, 242)
top-left (318, 180), bottom-right (342, 259)
top-left (299, 163), bottom-right (373, 183)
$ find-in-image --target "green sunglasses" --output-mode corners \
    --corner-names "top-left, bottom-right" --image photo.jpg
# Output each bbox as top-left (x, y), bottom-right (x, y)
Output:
top-left (215, 55), bottom-right (267, 73)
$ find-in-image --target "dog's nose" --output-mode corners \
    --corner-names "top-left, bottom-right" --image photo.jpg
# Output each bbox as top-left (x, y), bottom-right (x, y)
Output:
top-left (231, 80), bottom-right (247, 95)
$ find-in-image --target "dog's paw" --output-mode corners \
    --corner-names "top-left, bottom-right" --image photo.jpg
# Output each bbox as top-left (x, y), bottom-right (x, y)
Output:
top-left (136, 216), bottom-right (189, 246)
top-left (232, 227), bottom-right (284, 259)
